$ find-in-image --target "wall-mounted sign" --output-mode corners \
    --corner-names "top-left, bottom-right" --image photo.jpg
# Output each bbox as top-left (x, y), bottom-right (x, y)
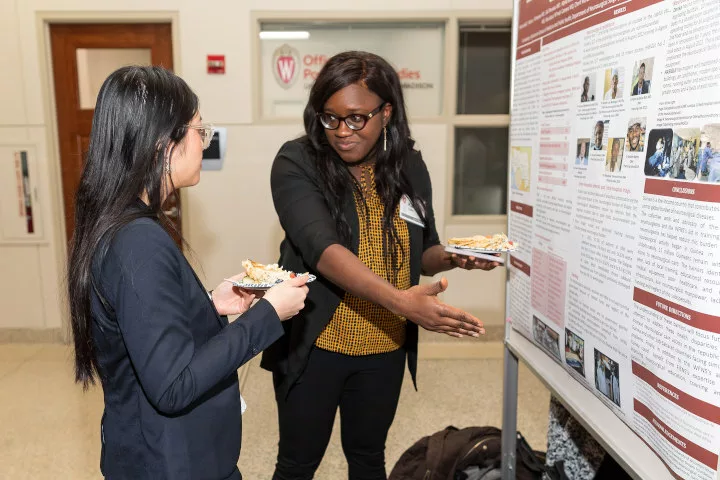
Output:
top-left (260, 23), bottom-right (445, 119)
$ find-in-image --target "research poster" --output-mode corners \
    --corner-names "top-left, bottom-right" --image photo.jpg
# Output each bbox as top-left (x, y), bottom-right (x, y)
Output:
top-left (507, 1), bottom-right (720, 478)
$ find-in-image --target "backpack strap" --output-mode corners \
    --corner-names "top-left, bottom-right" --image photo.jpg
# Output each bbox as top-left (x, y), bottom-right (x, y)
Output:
top-left (453, 427), bottom-right (503, 473)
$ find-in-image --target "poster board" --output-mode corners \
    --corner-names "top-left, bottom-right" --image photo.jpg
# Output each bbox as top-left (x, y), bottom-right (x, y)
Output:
top-left (504, 1), bottom-right (720, 479)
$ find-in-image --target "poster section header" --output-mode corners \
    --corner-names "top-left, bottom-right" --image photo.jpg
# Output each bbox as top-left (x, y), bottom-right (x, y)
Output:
top-left (517, 0), bottom-right (664, 58)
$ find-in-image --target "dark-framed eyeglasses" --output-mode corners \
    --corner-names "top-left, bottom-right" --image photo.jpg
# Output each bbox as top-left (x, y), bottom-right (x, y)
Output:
top-left (185, 123), bottom-right (215, 150)
top-left (317, 103), bottom-right (386, 131)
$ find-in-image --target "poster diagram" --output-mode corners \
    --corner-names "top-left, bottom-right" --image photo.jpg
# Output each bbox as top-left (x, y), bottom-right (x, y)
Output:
top-left (510, 146), bottom-right (532, 192)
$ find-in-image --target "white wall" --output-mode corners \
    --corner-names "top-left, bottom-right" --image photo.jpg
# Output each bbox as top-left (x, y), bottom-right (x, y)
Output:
top-left (0, 0), bottom-right (512, 336)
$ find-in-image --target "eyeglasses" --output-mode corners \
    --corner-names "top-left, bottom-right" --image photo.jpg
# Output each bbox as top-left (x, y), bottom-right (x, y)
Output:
top-left (317, 103), bottom-right (386, 131)
top-left (185, 124), bottom-right (215, 150)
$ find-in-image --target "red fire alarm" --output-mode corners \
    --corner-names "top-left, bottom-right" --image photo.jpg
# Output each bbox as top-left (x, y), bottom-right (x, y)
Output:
top-left (207, 55), bottom-right (225, 74)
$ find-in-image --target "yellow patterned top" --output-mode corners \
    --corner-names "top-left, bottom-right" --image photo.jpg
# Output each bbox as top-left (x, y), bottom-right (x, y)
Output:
top-left (315, 164), bottom-right (411, 356)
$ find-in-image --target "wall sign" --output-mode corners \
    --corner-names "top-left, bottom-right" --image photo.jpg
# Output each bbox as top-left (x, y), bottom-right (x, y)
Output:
top-left (260, 23), bottom-right (445, 119)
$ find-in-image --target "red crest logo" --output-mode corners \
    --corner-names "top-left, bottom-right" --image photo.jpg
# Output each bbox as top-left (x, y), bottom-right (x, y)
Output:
top-left (272, 44), bottom-right (300, 89)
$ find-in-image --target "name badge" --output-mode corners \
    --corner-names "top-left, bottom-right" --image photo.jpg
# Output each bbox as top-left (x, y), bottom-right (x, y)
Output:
top-left (399, 194), bottom-right (425, 228)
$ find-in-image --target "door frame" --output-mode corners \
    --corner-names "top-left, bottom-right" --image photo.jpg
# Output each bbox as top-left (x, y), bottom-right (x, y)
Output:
top-left (37, 11), bottom-right (182, 340)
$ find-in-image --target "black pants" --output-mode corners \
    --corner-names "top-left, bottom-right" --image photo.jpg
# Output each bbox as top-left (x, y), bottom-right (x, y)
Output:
top-left (272, 346), bottom-right (406, 480)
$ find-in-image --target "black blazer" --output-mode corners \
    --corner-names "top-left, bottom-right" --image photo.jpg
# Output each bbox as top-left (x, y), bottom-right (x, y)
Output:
top-left (260, 138), bottom-right (441, 399)
top-left (632, 79), bottom-right (650, 95)
top-left (91, 213), bottom-right (283, 480)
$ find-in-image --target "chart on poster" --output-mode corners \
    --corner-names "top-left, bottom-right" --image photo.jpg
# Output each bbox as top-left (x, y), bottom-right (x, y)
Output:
top-left (506, 0), bottom-right (720, 479)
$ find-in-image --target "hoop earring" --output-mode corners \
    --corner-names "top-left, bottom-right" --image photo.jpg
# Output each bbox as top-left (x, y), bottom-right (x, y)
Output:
top-left (383, 126), bottom-right (387, 152)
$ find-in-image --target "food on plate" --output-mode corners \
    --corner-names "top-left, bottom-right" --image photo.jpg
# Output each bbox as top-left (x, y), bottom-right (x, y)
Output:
top-left (447, 233), bottom-right (517, 251)
top-left (241, 259), bottom-right (306, 285)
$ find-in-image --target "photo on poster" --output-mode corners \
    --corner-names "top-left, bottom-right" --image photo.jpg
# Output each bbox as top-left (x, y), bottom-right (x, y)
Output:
top-left (533, 316), bottom-right (561, 361)
top-left (603, 67), bottom-right (624, 101)
top-left (697, 124), bottom-right (720, 182)
top-left (591, 120), bottom-right (609, 151)
top-left (644, 128), bottom-right (673, 177)
top-left (606, 138), bottom-right (624, 172)
top-left (510, 146), bottom-right (532, 192)
top-left (565, 328), bottom-right (585, 377)
top-left (668, 128), bottom-right (701, 181)
top-left (631, 58), bottom-right (653, 96)
top-left (594, 348), bottom-right (621, 407)
top-left (575, 138), bottom-right (590, 165)
top-left (580, 73), bottom-right (596, 102)
top-left (626, 118), bottom-right (646, 153)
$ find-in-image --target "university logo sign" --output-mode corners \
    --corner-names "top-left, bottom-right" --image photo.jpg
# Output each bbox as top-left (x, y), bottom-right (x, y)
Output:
top-left (272, 44), bottom-right (300, 89)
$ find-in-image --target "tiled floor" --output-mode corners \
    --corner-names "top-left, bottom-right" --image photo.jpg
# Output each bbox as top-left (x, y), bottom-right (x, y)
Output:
top-left (0, 344), bottom-right (550, 479)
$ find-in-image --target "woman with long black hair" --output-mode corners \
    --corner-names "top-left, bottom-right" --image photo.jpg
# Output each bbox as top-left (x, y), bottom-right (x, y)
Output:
top-left (67, 65), bottom-right (308, 480)
top-left (262, 51), bottom-right (500, 480)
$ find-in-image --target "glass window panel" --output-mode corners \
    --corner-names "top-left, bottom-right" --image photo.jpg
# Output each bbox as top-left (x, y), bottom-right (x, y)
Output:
top-left (76, 48), bottom-right (152, 109)
top-left (457, 26), bottom-right (511, 115)
top-left (453, 127), bottom-right (509, 215)
top-left (259, 22), bottom-right (445, 118)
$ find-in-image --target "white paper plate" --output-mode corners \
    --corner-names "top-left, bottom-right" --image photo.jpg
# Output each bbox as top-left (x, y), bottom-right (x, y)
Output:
top-left (228, 274), bottom-right (316, 290)
top-left (447, 244), bottom-right (517, 253)
top-left (444, 246), bottom-right (506, 264)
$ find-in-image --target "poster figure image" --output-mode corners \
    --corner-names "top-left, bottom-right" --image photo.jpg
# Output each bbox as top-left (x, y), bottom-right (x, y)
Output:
top-left (697, 124), bottom-right (720, 182)
top-left (606, 138), bottom-right (624, 173)
top-left (594, 349), bottom-right (621, 407)
top-left (644, 128), bottom-right (674, 177)
top-left (565, 329), bottom-right (585, 377)
top-left (631, 58), bottom-right (653, 96)
top-left (591, 120), bottom-right (609, 151)
top-left (580, 74), bottom-right (596, 102)
top-left (603, 67), bottom-right (624, 101)
top-left (510, 146), bottom-right (532, 192)
top-left (669, 128), bottom-right (701, 181)
top-left (576, 138), bottom-right (589, 165)
top-left (533, 316), bottom-right (561, 361)
top-left (626, 118), bottom-right (646, 152)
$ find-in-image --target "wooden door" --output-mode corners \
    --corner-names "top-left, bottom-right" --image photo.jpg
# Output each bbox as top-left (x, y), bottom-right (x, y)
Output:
top-left (49, 23), bottom-right (181, 247)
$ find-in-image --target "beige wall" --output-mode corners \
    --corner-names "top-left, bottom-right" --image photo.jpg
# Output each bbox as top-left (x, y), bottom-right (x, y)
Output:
top-left (0, 0), bottom-right (512, 338)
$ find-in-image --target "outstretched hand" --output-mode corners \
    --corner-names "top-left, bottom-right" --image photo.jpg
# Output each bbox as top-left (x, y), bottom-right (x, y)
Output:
top-left (398, 277), bottom-right (485, 338)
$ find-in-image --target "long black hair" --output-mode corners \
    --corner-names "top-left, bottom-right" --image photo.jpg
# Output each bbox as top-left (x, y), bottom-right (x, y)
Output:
top-left (302, 51), bottom-right (427, 281)
top-left (68, 66), bottom-right (198, 389)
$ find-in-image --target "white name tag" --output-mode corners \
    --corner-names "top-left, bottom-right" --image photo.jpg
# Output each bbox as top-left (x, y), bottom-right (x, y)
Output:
top-left (399, 194), bottom-right (425, 228)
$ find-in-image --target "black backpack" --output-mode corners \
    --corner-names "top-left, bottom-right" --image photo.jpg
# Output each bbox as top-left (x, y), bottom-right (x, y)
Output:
top-left (389, 426), bottom-right (546, 480)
